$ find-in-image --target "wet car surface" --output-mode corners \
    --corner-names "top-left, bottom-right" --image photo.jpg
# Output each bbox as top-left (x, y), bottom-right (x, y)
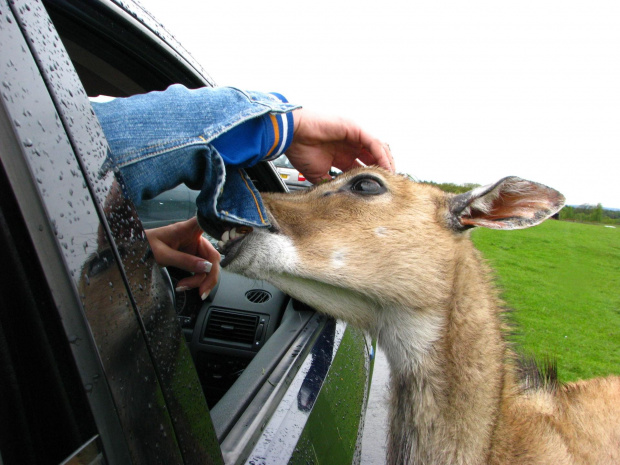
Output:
top-left (0, 0), bottom-right (374, 464)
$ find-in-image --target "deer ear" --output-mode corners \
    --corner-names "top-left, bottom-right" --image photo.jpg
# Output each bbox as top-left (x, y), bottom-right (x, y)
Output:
top-left (448, 177), bottom-right (565, 231)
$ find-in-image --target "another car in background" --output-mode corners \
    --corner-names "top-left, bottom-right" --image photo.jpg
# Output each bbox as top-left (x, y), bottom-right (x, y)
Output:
top-left (272, 155), bottom-right (313, 190)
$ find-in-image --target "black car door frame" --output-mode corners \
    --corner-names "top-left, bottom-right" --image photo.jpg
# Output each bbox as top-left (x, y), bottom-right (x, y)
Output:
top-left (1, 1), bottom-right (222, 463)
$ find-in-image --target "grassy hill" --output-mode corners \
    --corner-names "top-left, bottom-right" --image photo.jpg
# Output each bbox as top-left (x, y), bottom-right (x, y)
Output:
top-left (471, 220), bottom-right (620, 382)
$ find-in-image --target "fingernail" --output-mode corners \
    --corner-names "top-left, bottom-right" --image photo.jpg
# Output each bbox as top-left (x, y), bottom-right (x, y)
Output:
top-left (201, 261), bottom-right (213, 273)
top-left (175, 286), bottom-right (190, 293)
top-left (201, 291), bottom-right (209, 301)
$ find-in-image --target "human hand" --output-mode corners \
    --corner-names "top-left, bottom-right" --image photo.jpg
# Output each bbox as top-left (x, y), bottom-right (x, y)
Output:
top-left (145, 217), bottom-right (220, 300)
top-left (285, 109), bottom-right (395, 184)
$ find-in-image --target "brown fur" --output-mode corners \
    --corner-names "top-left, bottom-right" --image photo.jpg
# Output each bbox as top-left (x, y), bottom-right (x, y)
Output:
top-left (221, 167), bottom-right (620, 465)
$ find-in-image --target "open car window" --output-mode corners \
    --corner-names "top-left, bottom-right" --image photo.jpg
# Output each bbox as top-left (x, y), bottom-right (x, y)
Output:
top-left (0, 2), bottom-right (375, 465)
top-left (42, 0), bottom-right (322, 445)
top-left (44, 0), bottom-right (210, 96)
top-left (2, 1), bottom-right (372, 463)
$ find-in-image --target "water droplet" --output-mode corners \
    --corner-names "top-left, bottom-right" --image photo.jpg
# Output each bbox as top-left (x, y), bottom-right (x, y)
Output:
top-left (23, 138), bottom-right (33, 147)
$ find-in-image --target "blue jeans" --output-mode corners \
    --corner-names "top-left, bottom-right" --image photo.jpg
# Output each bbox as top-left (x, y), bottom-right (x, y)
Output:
top-left (91, 85), bottom-right (299, 232)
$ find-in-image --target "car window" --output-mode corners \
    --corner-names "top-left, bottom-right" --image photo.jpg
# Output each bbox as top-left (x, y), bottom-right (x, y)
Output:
top-left (42, 0), bottom-right (315, 438)
top-left (14, 3), bottom-right (372, 464)
top-left (43, 0), bottom-right (209, 96)
top-left (1, 4), bottom-right (129, 463)
top-left (7, 1), bottom-right (222, 462)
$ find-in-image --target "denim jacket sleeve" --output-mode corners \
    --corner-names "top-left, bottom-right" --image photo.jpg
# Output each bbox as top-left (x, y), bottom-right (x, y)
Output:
top-left (91, 84), bottom-right (300, 231)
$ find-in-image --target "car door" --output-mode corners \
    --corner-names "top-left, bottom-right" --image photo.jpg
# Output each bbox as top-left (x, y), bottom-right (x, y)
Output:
top-left (1, 1), bottom-right (221, 463)
top-left (1, 1), bottom-right (374, 464)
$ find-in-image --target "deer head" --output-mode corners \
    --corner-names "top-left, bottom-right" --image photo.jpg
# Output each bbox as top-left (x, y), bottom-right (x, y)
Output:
top-left (219, 167), bottom-right (565, 335)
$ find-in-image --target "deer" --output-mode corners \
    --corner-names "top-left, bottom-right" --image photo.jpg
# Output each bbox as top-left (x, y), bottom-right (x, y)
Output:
top-left (214, 166), bottom-right (620, 465)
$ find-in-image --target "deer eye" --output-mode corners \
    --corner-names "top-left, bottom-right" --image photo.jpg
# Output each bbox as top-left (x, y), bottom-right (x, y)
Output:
top-left (349, 176), bottom-right (386, 196)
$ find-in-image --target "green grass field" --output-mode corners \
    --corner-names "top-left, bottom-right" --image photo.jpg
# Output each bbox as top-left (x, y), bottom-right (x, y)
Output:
top-left (470, 220), bottom-right (620, 382)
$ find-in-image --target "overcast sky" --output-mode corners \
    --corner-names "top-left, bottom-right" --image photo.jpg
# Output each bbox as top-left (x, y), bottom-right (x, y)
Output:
top-left (143, 0), bottom-right (620, 208)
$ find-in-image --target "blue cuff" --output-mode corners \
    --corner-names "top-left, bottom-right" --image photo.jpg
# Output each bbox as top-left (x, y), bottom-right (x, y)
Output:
top-left (211, 94), bottom-right (295, 166)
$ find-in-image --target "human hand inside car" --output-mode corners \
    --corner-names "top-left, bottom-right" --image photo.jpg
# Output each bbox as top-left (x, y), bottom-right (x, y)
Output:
top-left (286, 108), bottom-right (395, 184)
top-left (145, 217), bottom-right (220, 300)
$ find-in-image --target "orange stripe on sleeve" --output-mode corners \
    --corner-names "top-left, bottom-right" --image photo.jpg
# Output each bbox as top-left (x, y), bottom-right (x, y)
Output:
top-left (265, 114), bottom-right (280, 158)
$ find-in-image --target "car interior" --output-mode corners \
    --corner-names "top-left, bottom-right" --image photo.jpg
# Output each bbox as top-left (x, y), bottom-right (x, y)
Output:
top-left (43, 0), bottom-right (318, 440)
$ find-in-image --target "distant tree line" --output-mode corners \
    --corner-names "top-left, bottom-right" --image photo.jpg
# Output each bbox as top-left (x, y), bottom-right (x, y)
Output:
top-left (418, 178), bottom-right (619, 225)
top-left (418, 180), bottom-right (481, 194)
top-left (560, 204), bottom-right (620, 225)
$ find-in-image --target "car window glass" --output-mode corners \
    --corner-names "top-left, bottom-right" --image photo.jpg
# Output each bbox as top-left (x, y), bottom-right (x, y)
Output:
top-left (45, 0), bottom-right (299, 412)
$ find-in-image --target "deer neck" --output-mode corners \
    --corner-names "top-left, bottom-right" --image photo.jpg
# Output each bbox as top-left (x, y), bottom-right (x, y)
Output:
top-left (380, 244), bottom-right (508, 465)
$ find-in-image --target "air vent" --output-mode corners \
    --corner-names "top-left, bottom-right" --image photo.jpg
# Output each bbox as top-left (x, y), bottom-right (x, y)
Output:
top-left (204, 309), bottom-right (258, 345)
top-left (245, 289), bottom-right (272, 304)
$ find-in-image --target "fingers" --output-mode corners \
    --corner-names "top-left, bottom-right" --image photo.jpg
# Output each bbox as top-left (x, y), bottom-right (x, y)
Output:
top-left (152, 242), bottom-right (217, 274)
top-left (289, 108), bottom-right (396, 181)
top-left (175, 273), bottom-right (205, 292)
top-left (159, 239), bottom-right (220, 298)
top-left (198, 264), bottom-right (219, 299)
top-left (305, 171), bottom-right (333, 185)
top-left (308, 111), bottom-right (396, 173)
top-left (145, 218), bottom-right (221, 298)
top-left (195, 235), bottom-right (221, 298)
top-left (175, 263), bottom-right (220, 300)
top-left (353, 132), bottom-right (395, 173)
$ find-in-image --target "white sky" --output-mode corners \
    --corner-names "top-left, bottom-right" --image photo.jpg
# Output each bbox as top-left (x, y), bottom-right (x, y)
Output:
top-left (144, 0), bottom-right (620, 208)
